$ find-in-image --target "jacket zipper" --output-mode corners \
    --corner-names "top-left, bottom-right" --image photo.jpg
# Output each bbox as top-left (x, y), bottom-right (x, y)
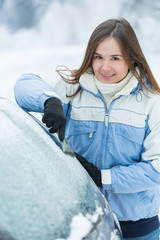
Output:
top-left (105, 113), bottom-right (108, 126)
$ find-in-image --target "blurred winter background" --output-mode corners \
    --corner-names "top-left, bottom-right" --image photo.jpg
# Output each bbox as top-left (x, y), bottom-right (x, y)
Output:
top-left (0, 0), bottom-right (160, 102)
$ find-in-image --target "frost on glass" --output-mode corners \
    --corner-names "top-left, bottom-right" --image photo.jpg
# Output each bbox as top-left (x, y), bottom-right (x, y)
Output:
top-left (0, 98), bottom-right (122, 240)
top-left (0, 98), bottom-right (90, 239)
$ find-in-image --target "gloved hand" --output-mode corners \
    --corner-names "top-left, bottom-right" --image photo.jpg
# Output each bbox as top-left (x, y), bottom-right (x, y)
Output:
top-left (75, 153), bottom-right (102, 187)
top-left (42, 97), bottom-right (66, 141)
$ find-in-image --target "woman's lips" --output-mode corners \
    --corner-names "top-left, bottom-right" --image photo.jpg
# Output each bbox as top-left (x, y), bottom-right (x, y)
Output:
top-left (101, 73), bottom-right (115, 79)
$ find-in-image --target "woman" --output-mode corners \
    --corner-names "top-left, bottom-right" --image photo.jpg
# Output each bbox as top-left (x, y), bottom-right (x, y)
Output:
top-left (14, 18), bottom-right (160, 239)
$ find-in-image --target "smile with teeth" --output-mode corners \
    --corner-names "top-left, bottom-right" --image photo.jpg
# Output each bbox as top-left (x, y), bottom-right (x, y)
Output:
top-left (101, 73), bottom-right (114, 77)
top-left (103, 74), bottom-right (113, 77)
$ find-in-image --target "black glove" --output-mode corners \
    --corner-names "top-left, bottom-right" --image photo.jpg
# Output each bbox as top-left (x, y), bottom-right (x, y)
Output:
top-left (75, 153), bottom-right (102, 187)
top-left (42, 97), bottom-right (66, 141)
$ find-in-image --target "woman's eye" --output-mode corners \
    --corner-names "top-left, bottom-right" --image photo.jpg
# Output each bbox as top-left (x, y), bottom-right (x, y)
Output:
top-left (112, 57), bottom-right (119, 61)
top-left (95, 55), bottom-right (102, 59)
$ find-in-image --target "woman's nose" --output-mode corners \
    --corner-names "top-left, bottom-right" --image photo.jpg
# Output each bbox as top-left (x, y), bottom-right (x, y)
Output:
top-left (101, 61), bottom-right (112, 71)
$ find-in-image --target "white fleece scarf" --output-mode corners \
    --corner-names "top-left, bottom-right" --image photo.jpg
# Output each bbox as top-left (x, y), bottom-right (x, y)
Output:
top-left (94, 71), bottom-right (133, 107)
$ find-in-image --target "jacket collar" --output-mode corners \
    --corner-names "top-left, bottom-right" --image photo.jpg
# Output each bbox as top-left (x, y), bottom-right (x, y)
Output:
top-left (79, 68), bottom-right (140, 96)
top-left (79, 69), bottom-right (98, 95)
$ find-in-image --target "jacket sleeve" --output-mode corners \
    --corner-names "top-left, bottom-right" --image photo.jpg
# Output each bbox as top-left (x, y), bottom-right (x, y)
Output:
top-left (102, 98), bottom-right (160, 193)
top-left (14, 73), bottom-right (60, 112)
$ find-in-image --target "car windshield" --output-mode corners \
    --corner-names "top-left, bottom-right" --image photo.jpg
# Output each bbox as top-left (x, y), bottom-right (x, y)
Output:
top-left (0, 98), bottom-right (121, 240)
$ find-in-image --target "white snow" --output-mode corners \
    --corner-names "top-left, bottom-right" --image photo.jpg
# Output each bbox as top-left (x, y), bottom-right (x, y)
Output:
top-left (0, 45), bottom-right (85, 102)
top-left (55, 207), bottom-right (104, 240)
top-left (65, 213), bottom-right (93, 240)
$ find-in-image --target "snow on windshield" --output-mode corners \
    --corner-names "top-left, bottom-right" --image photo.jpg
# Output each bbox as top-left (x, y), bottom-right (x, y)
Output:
top-left (0, 99), bottom-right (90, 239)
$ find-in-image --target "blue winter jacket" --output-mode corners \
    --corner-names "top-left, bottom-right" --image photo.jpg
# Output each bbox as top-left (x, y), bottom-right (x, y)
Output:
top-left (14, 70), bottom-right (160, 221)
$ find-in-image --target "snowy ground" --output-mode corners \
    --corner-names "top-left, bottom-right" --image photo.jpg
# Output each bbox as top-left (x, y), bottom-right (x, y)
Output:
top-left (0, 45), bottom-right (85, 103)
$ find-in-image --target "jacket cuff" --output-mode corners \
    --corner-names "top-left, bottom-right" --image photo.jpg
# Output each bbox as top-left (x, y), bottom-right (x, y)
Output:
top-left (101, 169), bottom-right (111, 185)
top-left (39, 91), bottom-right (61, 112)
top-left (43, 91), bottom-right (61, 100)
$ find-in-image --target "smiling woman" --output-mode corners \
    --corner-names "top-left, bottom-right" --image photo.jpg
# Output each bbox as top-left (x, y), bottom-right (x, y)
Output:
top-left (92, 37), bottom-right (129, 84)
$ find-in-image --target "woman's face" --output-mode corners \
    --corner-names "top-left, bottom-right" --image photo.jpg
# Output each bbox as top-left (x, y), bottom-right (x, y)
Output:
top-left (92, 37), bottom-right (129, 84)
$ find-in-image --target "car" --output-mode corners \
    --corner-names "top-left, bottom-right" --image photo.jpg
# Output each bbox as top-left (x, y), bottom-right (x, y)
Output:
top-left (0, 98), bottom-right (122, 240)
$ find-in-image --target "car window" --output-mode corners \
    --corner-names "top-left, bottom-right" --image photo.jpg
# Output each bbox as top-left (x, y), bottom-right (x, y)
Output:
top-left (0, 98), bottom-right (122, 240)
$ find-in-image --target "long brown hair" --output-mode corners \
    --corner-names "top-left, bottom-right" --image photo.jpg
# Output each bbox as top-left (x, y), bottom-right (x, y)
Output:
top-left (56, 18), bottom-right (160, 96)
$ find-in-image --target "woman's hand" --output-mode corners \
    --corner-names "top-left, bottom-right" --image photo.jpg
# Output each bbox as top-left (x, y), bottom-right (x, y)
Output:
top-left (75, 153), bottom-right (102, 187)
top-left (42, 97), bottom-right (66, 141)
